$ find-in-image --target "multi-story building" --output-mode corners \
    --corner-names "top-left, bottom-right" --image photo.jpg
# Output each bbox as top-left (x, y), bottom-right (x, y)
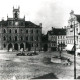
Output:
top-left (66, 10), bottom-right (80, 48)
top-left (48, 27), bottom-right (66, 51)
top-left (0, 7), bottom-right (42, 51)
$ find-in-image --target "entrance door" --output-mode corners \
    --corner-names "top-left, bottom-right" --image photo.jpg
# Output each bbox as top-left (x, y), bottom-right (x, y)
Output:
top-left (14, 43), bottom-right (18, 50)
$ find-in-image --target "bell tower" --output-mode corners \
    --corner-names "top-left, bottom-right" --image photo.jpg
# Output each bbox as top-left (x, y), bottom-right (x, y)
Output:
top-left (13, 6), bottom-right (20, 19)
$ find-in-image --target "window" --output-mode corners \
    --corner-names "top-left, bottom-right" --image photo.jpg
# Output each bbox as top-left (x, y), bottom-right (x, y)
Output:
top-left (3, 29), bottom-right (6, 33)
top-left (36, 30), bottom-right (38, 33)
top-left (3, 44), bottom-right (6, 48)
top-left (21, 29), bottom-right (23, 33)
top-left (36, 43), bottom-right (38, 47)
top-left (9, 29), bottom-right (11, 33)
top-left (26, 36), bottom-right (28, 40)
top-left (15, 29), bottom-right (17, 33)
top-left (31, 30), bottom-right (33, 33)
top-left (15, 36), bottom-right (17, 41)
top-left (32, 43), bottom-right (33, 47)
top-left (21, 22), bottom-right (24, 26)
top-left (9, 21), bottom-right (12, 26)
top-left (21, 36), bottom-right (23, 41)
top-left (36, 36), bottom-right (38, 41)
top-left (9, 36), bottom-right (11, 41)
top-left (3, 36), bottom-right (6, 41)
top-left (26, 30), bottom-right (28, 33)
top-left (31, 36), bottom-right (33, 41)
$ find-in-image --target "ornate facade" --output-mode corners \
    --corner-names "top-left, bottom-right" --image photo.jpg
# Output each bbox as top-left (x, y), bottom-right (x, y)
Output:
top-left (66, 10), bottom-right (80, 48)
top-left (0, 7), bottom-right (42, 51)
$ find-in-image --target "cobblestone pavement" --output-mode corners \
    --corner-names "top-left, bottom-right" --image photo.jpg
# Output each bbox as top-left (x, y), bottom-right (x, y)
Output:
top-left (0, 51), bottom-right (79, 79)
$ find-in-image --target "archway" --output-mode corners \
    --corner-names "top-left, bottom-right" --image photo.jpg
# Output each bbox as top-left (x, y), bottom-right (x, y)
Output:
top-left (14, 43), bottom-right (18, 50)
top-left (8, 43), bottom-right (12, 50)
top-left (20, 43), bottom-right (24, 50)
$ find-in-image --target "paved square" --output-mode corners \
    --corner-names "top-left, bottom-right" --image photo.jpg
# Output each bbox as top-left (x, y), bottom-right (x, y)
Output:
top-left (0, 51), bottom-right (79, 79)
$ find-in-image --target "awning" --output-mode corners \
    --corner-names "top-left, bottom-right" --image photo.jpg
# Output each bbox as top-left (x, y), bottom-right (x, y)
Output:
top-left (65, 44), bottom-right (74, 51)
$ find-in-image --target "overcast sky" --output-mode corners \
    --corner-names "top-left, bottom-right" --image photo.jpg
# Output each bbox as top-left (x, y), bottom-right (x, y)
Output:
top-left (0, 0), bottom-right (80, 34)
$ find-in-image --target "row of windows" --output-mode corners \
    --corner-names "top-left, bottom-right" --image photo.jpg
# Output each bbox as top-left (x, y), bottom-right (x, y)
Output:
top-left (3, 43), bottom-right (39, 48)
top-left (57, 36), bottom-right (65, 39)
top-left (3, 36), bottom-right (39, 41)
top-left (3, 29), bottom-right (39, 34)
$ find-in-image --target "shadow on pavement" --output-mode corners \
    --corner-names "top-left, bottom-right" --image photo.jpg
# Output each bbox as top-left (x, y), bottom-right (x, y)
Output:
top-left (33, 73), bottom-right (58, 79)
top-left (77, 76), bottom-right (80, 79)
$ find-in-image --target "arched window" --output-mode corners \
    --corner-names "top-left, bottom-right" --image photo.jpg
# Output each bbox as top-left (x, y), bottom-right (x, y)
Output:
top-left (3, 29), bottom-right (6, 33)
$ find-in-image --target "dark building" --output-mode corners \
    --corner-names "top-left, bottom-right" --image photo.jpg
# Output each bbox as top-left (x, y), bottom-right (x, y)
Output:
top-left (0, 7), bottom-right (42, 51)
top-left (41, 34), bottom-right (48, 51)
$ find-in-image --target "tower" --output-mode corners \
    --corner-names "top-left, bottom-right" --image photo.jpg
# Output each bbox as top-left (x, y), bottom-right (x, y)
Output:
top-left (13, 6), bottom-right (20, 19)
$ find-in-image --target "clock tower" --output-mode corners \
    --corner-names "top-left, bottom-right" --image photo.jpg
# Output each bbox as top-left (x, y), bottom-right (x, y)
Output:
top-left (13, 6), bottom-right (20, 19)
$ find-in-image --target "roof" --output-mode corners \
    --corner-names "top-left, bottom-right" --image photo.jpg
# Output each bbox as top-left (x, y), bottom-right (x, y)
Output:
top-left (25, 21), bottom-right (40, 28)
top-left (0, 20), bottom-right (8, 26)
top-left (75, 14), bottom-right (80, 23)
top-left (48, 28), bottom-right (66, 35)
top-left (0, 20), bottom-right (41, 28)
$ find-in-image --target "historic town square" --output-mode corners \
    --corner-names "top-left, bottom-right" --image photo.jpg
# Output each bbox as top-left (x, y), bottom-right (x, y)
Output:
top-left (0, 0), bottom-right (80, 79)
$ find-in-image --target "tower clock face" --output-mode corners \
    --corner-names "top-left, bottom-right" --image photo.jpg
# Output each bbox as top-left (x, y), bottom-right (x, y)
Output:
top-left (15, 22), bottom-right (18, 26)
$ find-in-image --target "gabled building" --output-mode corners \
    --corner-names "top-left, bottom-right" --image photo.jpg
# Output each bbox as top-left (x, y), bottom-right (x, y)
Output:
top-left (66, 10), bottom-right (80, 48)
top-left (0, 7), bottom-right (42, 51)
top-left (47, 27), bottom-right (66, 51)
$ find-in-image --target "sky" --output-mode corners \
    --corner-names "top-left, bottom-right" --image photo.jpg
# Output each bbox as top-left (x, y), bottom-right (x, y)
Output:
top-left (0, 0), bottom-right (80, 34)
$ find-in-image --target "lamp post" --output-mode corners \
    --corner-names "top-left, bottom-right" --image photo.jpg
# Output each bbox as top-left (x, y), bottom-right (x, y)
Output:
top-left (70, 10), bottom-right (76, 79)
top-left (73, 17), bottom-right (76, 79)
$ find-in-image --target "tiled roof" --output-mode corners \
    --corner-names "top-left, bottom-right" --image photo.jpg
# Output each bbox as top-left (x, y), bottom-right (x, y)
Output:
top-left (48, 28), bottom-right (66, 35)
top-left (25, 21), bottom-right (40, 28)
top-left (0, 20), bottom-right (40, 28)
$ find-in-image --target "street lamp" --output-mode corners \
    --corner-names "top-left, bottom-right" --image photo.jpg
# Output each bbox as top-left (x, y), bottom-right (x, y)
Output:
top-left (70, 10), bottom-right (76, 79)
top-left (73, 17), bottom-right (76, 79)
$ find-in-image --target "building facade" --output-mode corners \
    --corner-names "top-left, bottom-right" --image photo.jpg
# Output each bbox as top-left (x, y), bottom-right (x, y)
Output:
top-left (0, 7), bottom-right (42, 51)
top-left (66, 10), bottom-right (80, 48)
top-left (48, 27), bottom-right (66, 51)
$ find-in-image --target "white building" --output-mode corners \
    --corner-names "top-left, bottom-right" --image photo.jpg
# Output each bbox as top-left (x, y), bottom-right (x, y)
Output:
top-left (66, 10), bottom-right (80, 48)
